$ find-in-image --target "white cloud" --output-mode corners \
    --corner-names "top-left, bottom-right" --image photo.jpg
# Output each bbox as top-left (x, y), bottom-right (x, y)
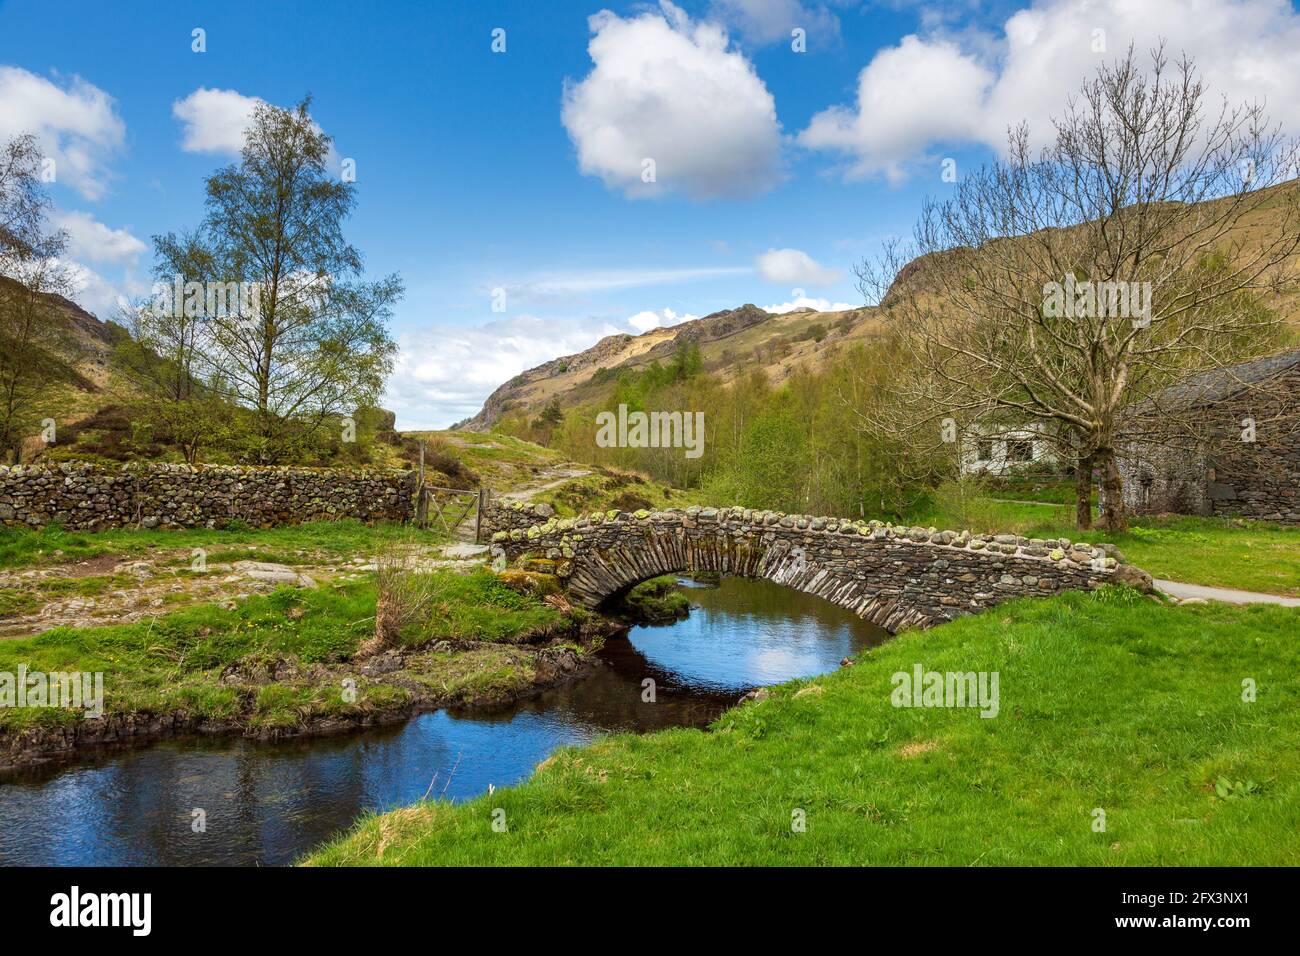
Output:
top-left (799, 35), bottom-right (993, 182)
top-left (799, 0), bottom-right (1300, 181)
top-left (627, 311), bottom-right (661, 333)
top-left (54, 210), bottom-right (146, 265)
top-left (493, 266), bottom-right (750, 304)
top-left (755, 247), bottom-right (841, 285)
top-left (627, 307), bottom-right (699, 332)
top-left (172, 88), bottom-right (263, 154)
top-left (765, 295), bottom-right (854, 313)
top-left (172, 87), bottom-right (345, 175)
top-left (561, 0), bottom-right (784, 199)
top-left (58, 258), bottom-right (148, 319)
top-left (0, 67), bottom-right (125, 201)
top-left (383, 314), bottom-right (624, 429)
top-left (708, 0), bottom-right (839, 47)
top-left (41, 211), bottom-right (149, 320)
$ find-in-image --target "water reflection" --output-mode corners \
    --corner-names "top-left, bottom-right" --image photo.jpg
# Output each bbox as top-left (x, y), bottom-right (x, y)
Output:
top-left (0, 576), bottom-right (887, 866)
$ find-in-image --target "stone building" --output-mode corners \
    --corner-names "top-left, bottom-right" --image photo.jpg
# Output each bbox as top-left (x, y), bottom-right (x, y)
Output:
top-left (1118, 349), bottom-right (1300, 523)
top-left (959, 422), bottom-right (1056, 476)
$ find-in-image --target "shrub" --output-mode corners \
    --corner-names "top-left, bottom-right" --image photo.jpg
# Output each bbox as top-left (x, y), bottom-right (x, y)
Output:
top-left (360, 538), bottom-right (441, 656)
top-left (931, 476), bottom-right (1000, 531)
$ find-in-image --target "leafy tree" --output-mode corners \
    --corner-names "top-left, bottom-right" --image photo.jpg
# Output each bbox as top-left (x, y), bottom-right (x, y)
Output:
top-left (716, 399), bottom-right (809, 512)
top-left (666, 341), bottom-right (702, 381)
top-left (540, 398), bottom-right (564, 427)
top-left (113, 230), bottom-right (228, 463)
top-left (0, 135), bottom-right (76, 463)
top-left (192, 98), bottom-right (401, 462)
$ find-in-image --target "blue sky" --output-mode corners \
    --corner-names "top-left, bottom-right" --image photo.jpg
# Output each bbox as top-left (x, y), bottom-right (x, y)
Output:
top-left (3, 0), bottom-right (1300, 427)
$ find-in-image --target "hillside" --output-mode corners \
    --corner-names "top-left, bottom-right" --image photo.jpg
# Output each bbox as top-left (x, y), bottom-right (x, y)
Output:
top-left (459, 301), bottom-right (881, 431)
top-left (2, 278), bottom-right (412, 469)
top-left (0, 275), bottom-right (136, 459)
top-left (0, 274), bottom-right (125, 390)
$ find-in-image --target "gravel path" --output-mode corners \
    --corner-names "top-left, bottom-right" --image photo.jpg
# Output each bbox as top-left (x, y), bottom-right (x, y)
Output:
top-left (496, 468), bottom-right (591, 503)
top-left (1155, 579), bottom-right (1300, 607)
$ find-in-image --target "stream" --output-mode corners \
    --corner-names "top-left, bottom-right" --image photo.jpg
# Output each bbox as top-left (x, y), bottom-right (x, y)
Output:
top-left (0, 576), bottom-right (888, 866)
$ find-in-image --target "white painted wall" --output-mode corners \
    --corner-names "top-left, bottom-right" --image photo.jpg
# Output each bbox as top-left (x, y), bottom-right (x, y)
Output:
top-left (960, 425), bottom-right (1055, 475)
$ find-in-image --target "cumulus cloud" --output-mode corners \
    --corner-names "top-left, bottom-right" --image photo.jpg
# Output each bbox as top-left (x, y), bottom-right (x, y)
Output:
top-left (627, 307), bottom-right (699, 332)
top-left (755, 248), bottom-right (841, 286)
top-left (54, 210), bottom-right (146, 265)
top-left (799, 0), bottom-right (1300, 182)
top-left (800, 35), bottom-right (993, 182)
top-left (172, 88), bottom-right (263, 154)
top-left (708, 0), bottom-right (840, 47)
top-left (765, 295), bottom-right (854, 313)
top-left (0, 67), bottom-right (125, 201)
top-left (383, 314), bottom-right (624, 429)
top-left (172, 87), bottom-right (345, 176)
top-left (561, 0), bottom-right (784, 199)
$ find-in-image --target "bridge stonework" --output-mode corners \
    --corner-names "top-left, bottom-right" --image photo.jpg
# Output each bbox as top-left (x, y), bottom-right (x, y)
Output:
top-left (492, 506), bottom-right (1150, 632)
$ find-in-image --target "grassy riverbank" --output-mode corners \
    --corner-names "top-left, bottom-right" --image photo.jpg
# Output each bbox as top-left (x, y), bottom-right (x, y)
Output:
top-left (0, 569), bottom-right (585, 758)
top-left (307, 589), bottom-right (1300, 866)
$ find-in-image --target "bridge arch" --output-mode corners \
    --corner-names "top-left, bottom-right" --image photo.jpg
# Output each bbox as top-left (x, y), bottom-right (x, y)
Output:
top-left (489, 505), bottom-right (1146, 634)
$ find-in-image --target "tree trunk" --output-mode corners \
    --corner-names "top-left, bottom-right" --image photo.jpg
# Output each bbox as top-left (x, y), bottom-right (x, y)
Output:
top-left (1097, 446), bottom-right (1128, 533)
top-left (1074, 451), bottom-right (1094, 530)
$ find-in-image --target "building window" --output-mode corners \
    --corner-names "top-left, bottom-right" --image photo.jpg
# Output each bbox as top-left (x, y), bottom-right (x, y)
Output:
top-left (1006, 439), bottom-right (1034, 463)
top-left (977, 439), bottom-right (994, 462)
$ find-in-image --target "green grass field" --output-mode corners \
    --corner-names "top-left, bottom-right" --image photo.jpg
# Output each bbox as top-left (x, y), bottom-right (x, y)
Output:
top-left (905, 499), bottom-right (1300, 596)
top-left (306, 589), bottom-right (1300, 866)
top-left (0, 519), bottom-right (419, 570)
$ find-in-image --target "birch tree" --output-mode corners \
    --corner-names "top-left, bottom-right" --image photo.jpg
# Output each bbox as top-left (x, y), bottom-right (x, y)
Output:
top-left (0, 135), bottom-right (75, 463)
top-left (196, 99), bottom-right (400, 462)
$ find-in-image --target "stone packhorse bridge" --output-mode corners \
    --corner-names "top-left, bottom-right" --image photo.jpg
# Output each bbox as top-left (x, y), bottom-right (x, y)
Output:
top-left (489, 504), bottom-right (1151, 632)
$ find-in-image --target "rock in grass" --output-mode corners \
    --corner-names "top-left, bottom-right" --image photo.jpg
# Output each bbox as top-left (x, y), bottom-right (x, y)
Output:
top-left (232, 561), bottom-right (317, 588)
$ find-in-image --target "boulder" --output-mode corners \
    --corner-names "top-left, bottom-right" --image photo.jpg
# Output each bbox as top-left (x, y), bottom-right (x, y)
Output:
top-left (1110, 563), bottom-right (1154, 593)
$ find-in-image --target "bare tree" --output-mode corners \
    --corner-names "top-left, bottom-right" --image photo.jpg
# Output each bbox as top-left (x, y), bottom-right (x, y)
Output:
top-left (0, 134), bottom-right (50, 266)
top-left (855, 47), bottom-right (1300, 531)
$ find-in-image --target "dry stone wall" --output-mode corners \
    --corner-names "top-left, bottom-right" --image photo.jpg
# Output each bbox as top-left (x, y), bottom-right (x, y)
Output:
top-left (495, 506), bottom-right (1148, 632)
top-left (480, 498), bottom-right (555, 536)
top-left (0, 462), bottom-right (416, 530)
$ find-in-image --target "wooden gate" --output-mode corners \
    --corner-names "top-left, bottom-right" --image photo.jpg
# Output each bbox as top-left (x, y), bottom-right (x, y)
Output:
top-left (413, 441), bottom-right (490, 541)
top-left (416, 484), bottom-right (486, 540)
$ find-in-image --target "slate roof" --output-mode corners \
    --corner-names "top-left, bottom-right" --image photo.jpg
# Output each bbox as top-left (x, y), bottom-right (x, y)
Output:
top-left (1145, 348), bottom-right (1300, 410)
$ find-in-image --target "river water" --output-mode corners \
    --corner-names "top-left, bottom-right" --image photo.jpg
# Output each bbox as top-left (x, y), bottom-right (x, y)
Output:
top-left (0, 576), bottom-right (888, 866)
